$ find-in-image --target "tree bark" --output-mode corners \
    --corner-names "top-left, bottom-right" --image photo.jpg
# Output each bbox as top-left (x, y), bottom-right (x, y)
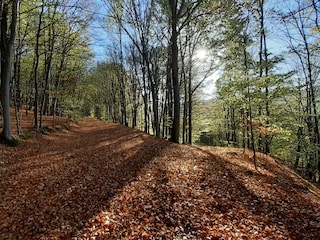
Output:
top-left (169, 0), bottom-right (180, 143)
top-left (0, 0), bottom-right (19, 141)
top-left (33, 1), bottom-right (44, 131)
top-left (40, 1), bottom-right (58, 128)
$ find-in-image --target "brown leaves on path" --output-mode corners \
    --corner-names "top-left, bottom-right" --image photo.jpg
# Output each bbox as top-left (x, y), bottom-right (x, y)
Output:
top-left (0, 118), bottom-right (319, 239)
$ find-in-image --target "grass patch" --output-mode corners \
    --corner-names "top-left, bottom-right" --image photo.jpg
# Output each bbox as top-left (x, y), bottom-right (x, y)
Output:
top-left (18, 132), bottom-right (33, 140)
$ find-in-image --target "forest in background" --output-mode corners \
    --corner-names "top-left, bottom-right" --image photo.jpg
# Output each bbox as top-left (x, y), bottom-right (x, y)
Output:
top-left (0, 0), bottom-right (319, 181)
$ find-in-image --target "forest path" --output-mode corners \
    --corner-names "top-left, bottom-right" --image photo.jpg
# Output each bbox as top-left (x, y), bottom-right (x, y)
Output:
top-left (0, 118), bottom-right (320, 239)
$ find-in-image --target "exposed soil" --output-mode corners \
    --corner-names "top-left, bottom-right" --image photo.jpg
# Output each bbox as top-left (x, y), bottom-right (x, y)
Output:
top-left (0, 118), bottom-right (319, 239)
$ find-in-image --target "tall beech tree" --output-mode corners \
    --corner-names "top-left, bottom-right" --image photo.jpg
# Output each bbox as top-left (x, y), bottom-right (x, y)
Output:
top-left (168, 0), bottom-right (180, 143)
top-left (166, 0), bottom-right (213, 143)
top-left (0, 0), bottom-right (19, 141)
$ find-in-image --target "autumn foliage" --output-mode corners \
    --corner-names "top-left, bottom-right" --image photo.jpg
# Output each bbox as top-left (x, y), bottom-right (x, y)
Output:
top-left (0, 119), bottom-right (319, 239)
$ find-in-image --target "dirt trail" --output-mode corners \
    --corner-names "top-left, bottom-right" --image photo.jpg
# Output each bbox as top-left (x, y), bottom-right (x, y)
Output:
top-left (0, 119), bottom-right (319, 239)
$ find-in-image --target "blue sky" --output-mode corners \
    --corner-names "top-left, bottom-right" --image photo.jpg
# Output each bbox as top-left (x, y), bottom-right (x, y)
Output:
top-left (88, 0), bottom-right (318, 97)
top-left (88, 0), bottom-right (297, 61)
top-left (89, 0), bottom-right (110, 62)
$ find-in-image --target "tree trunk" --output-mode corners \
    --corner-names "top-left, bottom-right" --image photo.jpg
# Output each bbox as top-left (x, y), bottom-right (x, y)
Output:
top-left (13, 2), bottom-right (22, 135)
top-left (33, 2), bottom-right (44, 131)
top-left (130, 47), bottom-right (140, 129)
top-left (244, 33), bottom-right (257, 169)
top-left (142, 58), bottom-right (149, 133)
top-left (0, 0), bottom-right (18, 141)
top-left (118, 25), bottom-right (128, 127)
top-left (170, 0), bottom-right (180, 143)
top-left (294, 126), bottom-right (303, 169)
top-left (180, 38), bottom-right (187, 144)
top-left (188, 40), bottom-right (193, 144)
top-left (40, 2), bottom-right (57, 128)
top-left (166, 46), bottom-right (173, 139)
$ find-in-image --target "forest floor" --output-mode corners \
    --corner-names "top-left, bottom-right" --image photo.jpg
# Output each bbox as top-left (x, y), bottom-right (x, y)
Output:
top-left (0, 118), bottom-right (320, 239)
top-left (2, 108), bottom-right (69, 136)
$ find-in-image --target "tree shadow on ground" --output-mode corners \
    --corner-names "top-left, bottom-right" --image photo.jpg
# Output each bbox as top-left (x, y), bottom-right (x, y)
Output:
top-left (189, 146), bottom-right (320, 239)
top-left (112, 144), bottom-right (319, 239)
top-left (1, 123), bottom-right (319, 239)
top-left (0, 121), bottom-right (171, 239)
top-left (54, 139), bottom-right (320, 239)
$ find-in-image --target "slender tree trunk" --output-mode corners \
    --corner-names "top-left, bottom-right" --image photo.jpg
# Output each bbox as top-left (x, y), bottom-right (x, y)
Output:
top-left (33, 2), bottom-right (44, 131)
top-left (142, 59), bottom-right (149, 133)
top-left (150, 80), bottom-right (160, 138)
top-left (147, 50), bottom-right (160, 138)
top-left (166, 47), bottom-right (173, 139)
top-left (226, 107), bottom-right (231, 144)
top-left (130, 48), bottom-right (140, 129)
top-left (40, 2), bottom-right (57, 128)
top-left (180, 37), bottom-right (187, 144)
top-left (246, 111), bottom-right (250, 147)
top-left (244, 33), bottom-right (257, 169)
top-left (131, 77), bottom-right (138, 129)
top-left (231, 107), bottom-right (237, 145)
top-left (118, 25), bottom-right (128, 126)
top-left (52, 45), bottom-right (66, 119)
top-left (170, 0), bottom-right (180, 143)
top-left (259, 0), bottom-right (271, 154)
top-left (294, 126), bottom-right (303, 169)
top-left (240, 109), bottom-right (246, 149)
top-left (182, 89), bottom-right (187, 144)
top-left (151, 86), bottom-right (160, 137)
top-left (188, 40), bottom-right (193, 144)
top-left (13, 54), bottom-right (21, 135)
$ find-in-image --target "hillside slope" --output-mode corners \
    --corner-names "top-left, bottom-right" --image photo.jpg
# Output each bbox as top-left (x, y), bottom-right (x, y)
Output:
top-left (0, 119), bottom-right (319, 239)
top-left (1, 108), bottom-right (69, 136)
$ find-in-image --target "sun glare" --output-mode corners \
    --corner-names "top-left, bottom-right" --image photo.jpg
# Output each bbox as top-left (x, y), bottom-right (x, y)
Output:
top-left (195, 48), bottom-right (207, 60)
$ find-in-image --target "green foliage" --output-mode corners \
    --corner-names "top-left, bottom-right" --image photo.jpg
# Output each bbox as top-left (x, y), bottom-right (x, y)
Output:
top-left (209, 0), bottom-right (312, 170)
top-left (15, 0), bottom-right (93, 120)
top-left (193, 99), bottom-right (225, 145)
top-left (17, 132), bottom-right (33, 141)
top-left (77, 62), bottom-right (128, 121)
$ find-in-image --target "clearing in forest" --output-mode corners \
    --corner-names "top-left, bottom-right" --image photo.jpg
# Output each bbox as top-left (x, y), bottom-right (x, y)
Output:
top-left (0, 118), bottom-right (319, 239)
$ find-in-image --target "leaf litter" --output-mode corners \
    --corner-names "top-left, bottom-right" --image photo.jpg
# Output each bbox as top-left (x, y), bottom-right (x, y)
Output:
top-left (0, 119), bottom-right (319, 239)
